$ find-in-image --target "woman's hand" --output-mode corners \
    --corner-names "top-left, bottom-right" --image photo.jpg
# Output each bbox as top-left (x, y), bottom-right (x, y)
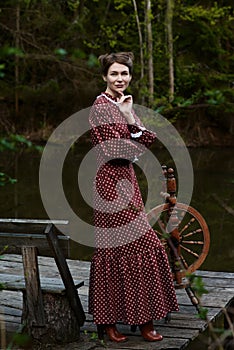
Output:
top-left (117, 94), bottom-right (135, 124)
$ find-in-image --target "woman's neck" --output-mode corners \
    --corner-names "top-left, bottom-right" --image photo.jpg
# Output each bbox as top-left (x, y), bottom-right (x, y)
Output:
top-left (105, 88), bottom-right (120, 98)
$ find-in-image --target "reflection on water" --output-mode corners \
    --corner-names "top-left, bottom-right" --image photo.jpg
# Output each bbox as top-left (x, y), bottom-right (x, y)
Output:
top-left (0, 145), bottom-right (233, 271)
top-left (188, 148), bottom-right (234, 273)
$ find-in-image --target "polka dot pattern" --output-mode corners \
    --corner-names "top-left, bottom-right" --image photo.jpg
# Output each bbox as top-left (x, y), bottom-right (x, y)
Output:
top-left (88, 93), bottom-right (179, 325)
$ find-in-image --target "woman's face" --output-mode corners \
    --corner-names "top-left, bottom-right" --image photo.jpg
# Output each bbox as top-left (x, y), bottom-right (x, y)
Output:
top-left (104, 62), bottom-right (132, 97)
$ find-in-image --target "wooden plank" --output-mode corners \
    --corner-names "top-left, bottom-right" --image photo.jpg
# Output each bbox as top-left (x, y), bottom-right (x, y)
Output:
top-left (1, 256), bottom-right (234, 350)
top-left (0, 232), bottom-right (70, 258)
top-left (0, 290), bottom-right (23, 308)
top-left (174, 290), bottom-right (234, 308)
top-left (0, 274), bottom-right (25, 290)
top-left (46, 224), bottom-right (86, 326)
top-left (80, 336), bottom-right (189, 350)
top-left (0, 313), bottom-right (21, 323)
top-left (0, 220), bottom-right (69, 237)
top-left (0, 254), bottom-right (23, 263)
top-left (22, 246), bottom-right (46, 327)
top-left (195, 270), bottom-right (234, 279)
top-left (199, 277), bottom-right (234, 288)
top-left (0, 274), bottom-right (84, 294)
top-left (0, 305), bottom-right (22, 317)
top-left (0, 219), bottom-right (68, 224)
top-left (200, 292), bottom-right (234, 307)
top-left (81, 322), bottom-right (199, 340)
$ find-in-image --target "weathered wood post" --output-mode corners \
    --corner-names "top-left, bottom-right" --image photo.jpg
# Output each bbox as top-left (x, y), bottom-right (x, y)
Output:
top-left (21, 246), bottom-right (45, 328)
top-left (45, 224), bottom-right (86, 326)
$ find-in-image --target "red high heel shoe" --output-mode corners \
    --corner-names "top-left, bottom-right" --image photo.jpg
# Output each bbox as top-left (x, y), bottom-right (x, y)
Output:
top-left (139, 320), bottom-right (163, 342)
top-left (97, 324), bottom-right (127, 342)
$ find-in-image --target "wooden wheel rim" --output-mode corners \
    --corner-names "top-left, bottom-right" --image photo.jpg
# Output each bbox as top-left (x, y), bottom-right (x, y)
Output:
top-left (147, 203), bottom-right (210, 275)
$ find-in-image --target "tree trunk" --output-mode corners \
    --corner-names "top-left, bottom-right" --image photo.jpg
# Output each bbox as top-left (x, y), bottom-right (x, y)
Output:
top-left (132, 0), bottom-right (144, 81)
top-left (145, 0), bottom-right (154, 106)
top-left (15, 3), bottom-right (20, 117)
top-left (166, 0), bottom-right (175, 102)
top-left (22, 292), bottom-right (80, 344)
top-left (132, 0), bottom-right (145, 104)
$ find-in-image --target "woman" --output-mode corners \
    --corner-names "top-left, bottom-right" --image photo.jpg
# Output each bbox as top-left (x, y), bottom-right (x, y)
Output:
top-left (88, 52), bottom-right (178, 342)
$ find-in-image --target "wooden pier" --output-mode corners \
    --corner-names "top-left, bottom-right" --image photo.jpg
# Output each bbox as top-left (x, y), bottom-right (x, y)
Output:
top-left (0, 254), bottom-right (234, 350)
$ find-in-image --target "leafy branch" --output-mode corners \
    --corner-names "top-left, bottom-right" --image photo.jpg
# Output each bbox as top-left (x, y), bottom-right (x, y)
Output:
top-left (187, 273), bottom-right (234, 349)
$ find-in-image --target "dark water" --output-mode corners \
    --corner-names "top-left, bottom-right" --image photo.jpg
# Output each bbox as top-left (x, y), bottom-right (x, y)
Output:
top-left (0, 145), bottom-right (233, 272)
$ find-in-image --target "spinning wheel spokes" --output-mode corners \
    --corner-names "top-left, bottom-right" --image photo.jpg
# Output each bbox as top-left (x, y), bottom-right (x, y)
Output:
top-left (147, 202), bottom-right (210, 276)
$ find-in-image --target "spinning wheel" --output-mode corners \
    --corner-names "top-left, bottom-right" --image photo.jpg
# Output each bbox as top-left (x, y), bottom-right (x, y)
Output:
top-left (147, 166), bottom-right (210, 288)
top-left (147, 202), bottom-right (210, 277)
top-left (145, 166), bottom-right (211, 318)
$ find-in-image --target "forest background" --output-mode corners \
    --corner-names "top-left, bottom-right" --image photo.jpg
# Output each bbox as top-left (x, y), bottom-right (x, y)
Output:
top-left (0, 0), bottom-right (233, 147)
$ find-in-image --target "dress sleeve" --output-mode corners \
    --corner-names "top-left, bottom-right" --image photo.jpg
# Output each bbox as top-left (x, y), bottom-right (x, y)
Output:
top-left (127, 110), bottom-right (156, 149)
top-left (89, 102), bottom-right (156, 162)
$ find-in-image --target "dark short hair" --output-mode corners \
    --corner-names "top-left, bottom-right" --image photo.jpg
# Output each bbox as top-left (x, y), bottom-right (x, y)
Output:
top-left (98, 52), bottom-right (134, 76)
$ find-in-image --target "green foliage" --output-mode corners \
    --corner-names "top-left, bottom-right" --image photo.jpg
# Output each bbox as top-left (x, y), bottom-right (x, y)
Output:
top-left (67, 0), bottom-right (80, 12)
top-left (0, 63), bottom-right (5, 78)
top-left (54, 48), bottom-right (68, 57)
top-left (83, 329), bottom-right (107, 347)
top-left (3, 323), bottom-right (31, 350)
top-left (87, 53), bottom-right (99, 68)
top-left (187, 274), bottom-right (209, 299)
top-left (172, 1), bottom-right (233, 105)
top-left (8, 332), bottom-right (31, 348)
top-left (179, 2), bottom-right (233, 25)
top-left (0, 246), bottom-right (8, 255)
top-left (72, 48), bottom-right (86, 59)
top-left (0, 134), bottom-right (43, 152)
top-left (0, 172), bottom-right (17, 186)
top-left (0, 46), bottom-right (24, 58)
top-left (0, 46), bottom-right (25, 78)
top-left (197, 306), bottom-right (209, 321)
top-left (0, 134), bottom-right (43, 186)
top-left (205, 90), bottom-right (225, 105)
top-left (90, 332), bottom-right (98, 340)
top-left (0, 0), bottom-right (233, 132)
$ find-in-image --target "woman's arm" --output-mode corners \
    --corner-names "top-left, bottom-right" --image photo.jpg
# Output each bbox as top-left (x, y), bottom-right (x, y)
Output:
top-left (89, 100), bottom-right (156, 162)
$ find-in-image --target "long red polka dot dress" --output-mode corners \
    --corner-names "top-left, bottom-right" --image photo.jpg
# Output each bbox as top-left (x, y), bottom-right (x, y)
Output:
top-left (88, 92), bottom-right (179, 325)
